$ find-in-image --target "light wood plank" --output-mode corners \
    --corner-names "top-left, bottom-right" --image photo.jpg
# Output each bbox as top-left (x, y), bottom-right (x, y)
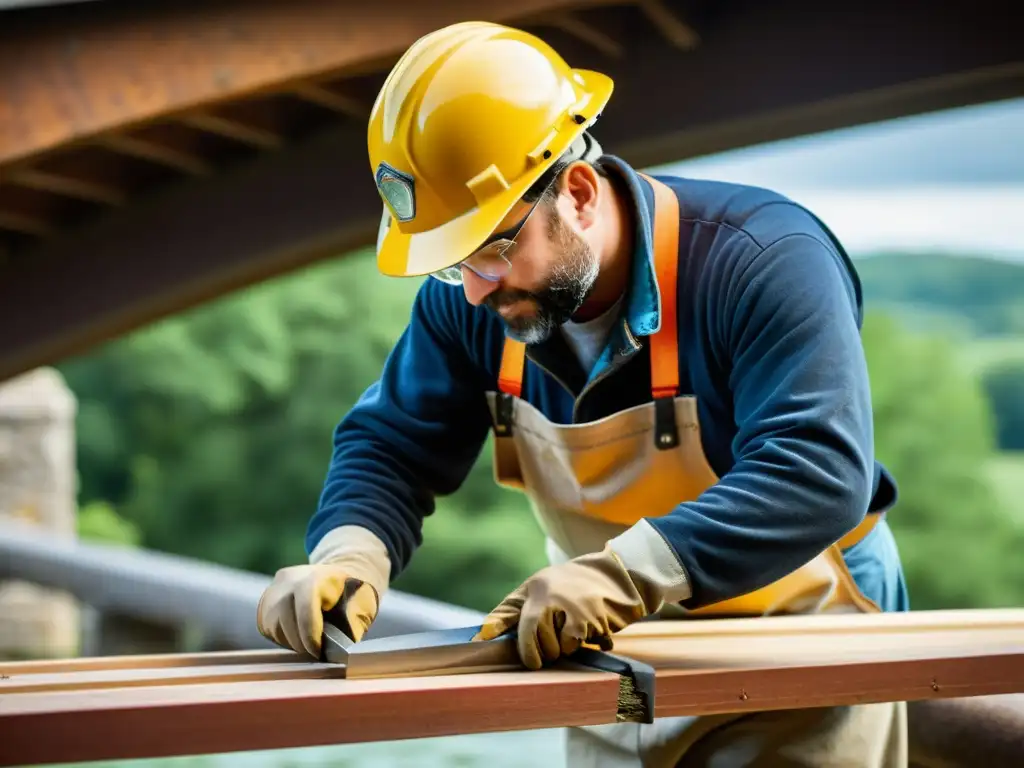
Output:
top-left (0, 661), bottom-right (341, 694)
top-left (0, 648), bottom-right (295, 675)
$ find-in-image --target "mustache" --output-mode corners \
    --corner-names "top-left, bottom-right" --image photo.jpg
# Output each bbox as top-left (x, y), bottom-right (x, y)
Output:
top-left (485, 288), bottom-right (539, 311)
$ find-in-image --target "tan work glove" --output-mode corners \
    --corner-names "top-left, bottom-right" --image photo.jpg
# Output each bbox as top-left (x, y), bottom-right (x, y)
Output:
top-left (473, 541), bottom-right (668, 669)
top-left (256, 525), bottom-right (391, 659)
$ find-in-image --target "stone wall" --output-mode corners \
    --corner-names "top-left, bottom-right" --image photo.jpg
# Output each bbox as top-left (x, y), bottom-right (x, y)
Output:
top-left (0, 367), bottom-right (79, 659)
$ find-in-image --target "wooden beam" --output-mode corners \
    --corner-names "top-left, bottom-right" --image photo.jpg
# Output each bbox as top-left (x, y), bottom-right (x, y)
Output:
top-left (96, 134), bottom-right (211, 177)
top-left (1, 0), bottom-right (1022, 383)
top-left (575, 0), bottom-right (1024, 169)
top-left (6, 169), bottom-right (126, 206)
top-left (540, 12), bottom-right (624, 57)
top-left (0, 211), bottom-right (55, 239)
top-left (0, 0), bottom-right (623, 167)
top-left (1, 609), bottom-right (1022, 767)
top-left (0, 648), bottom-right (292, 676)
top-left (0, 670), bottom-right (620, 766)
top-left (177, 111), bottom-right (283, 151)
top-left (1, 660), bottom-right (338, 695)
top-left (290, 83), bottom-right (369, 120)
top-left (637, 0), bottom-right (699, 50)
top-left (0, 123), bottom-right (382, 384)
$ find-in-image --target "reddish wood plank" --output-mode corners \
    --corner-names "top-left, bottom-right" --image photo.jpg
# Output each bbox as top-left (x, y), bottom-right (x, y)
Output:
top-left (0, 671), bottom-right (620, 766)
top-left (653, 654), bottom-right (1024, 718)
top-left (1, 609), bottom-right (1022, 766)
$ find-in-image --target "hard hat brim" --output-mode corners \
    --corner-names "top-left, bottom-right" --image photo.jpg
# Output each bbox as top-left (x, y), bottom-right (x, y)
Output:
top-left (376, 68), bottom-right (614, 278)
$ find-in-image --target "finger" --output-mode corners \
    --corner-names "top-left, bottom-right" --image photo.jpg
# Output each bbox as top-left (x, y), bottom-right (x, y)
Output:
top-left (473, 587), bottom-right (527, 642)
top-left (344, 583), bottom-right (378, 642)
top-left (316, 572), bottom-right (347, 613)
top-left (516, 607), bottom-right (544, 670)
top-left (278, 596), bottom-right (309, 656)
top-left (296, 588), bottom-right (325, 659)
top-left (474, 602), bottom-right (522, 641)
top-left (534, 606), bottom-right (566, 664)
top-left (516, 598), bottom-right (557, 671)
top-left (255, 586), bottom-right (275, 641)
top-left (559, 614), bottom-right (586, 658)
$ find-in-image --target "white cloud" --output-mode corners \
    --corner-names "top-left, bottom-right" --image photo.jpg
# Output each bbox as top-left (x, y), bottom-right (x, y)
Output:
top-left (774, 185), bottom-right (1024, 261)
top-left (643, 98), bottom-right (1024, 262)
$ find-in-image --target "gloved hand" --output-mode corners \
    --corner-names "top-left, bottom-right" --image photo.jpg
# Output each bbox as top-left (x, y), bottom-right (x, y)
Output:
top-left (473, 540), bottom-right (669, 669)
top-left (256, 525), bottom-right (390, 659)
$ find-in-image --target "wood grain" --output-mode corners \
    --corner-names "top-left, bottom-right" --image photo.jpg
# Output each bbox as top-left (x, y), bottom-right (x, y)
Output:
top-left (0, 648), bottom-right (296, 676)
top-left (1, 608), bottom-right (1022, 766)
top-left (0, 660), bottom-right (342, 695)
top-left (0, 671), bottom-right (620, 766)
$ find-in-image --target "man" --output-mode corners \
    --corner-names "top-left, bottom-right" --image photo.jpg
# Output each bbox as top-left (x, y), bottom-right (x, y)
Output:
top-left (257, 20), bottom-right (910, 767)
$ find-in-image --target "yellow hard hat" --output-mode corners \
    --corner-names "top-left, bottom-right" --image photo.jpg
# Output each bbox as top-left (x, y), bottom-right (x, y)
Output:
top-left (368, 21), bottom-right (614, 278)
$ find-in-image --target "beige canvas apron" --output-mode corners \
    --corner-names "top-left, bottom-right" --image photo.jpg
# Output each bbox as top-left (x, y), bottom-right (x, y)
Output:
top-left (483, 175), bottom-right (908, 767)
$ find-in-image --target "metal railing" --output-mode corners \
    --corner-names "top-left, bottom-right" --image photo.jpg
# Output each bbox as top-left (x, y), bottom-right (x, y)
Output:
top-left (0, 521), bottom-right (484, 650)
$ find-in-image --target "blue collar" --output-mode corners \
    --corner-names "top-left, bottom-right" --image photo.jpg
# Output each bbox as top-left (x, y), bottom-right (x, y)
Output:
top-left (583, 156), bottom-right (663, 382)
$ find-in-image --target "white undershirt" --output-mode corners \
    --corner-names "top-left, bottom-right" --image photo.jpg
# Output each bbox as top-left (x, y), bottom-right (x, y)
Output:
top-left (560, 295), bottom-right (624, 376)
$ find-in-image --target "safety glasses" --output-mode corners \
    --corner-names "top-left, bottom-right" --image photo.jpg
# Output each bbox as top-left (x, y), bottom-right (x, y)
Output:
top-left (430, 195), bottom-right (544, 286)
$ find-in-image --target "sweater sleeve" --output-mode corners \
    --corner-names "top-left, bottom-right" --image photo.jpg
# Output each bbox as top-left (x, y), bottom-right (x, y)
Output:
top-left (627, 232), bottom-right (876, 608)
top-left (304, 278), bottom-right (494, 581)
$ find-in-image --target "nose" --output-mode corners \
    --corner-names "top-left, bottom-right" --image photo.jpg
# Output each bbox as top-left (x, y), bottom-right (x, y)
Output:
top-left (461, 268), bottom-right (501, 306)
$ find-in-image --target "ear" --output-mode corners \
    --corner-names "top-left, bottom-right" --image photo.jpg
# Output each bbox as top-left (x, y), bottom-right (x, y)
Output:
top-left (559, 161), bottom-right (601, 230)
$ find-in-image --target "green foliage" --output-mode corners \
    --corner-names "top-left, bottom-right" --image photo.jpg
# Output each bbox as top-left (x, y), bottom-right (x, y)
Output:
top-left (988, 452), bottom-right (1024, 522)
top-left (856, 252), bottom-right (1024, 336)
top-left (58, 249), bottom-right (542, 609)
top-left (862, 312), bottom-right (1024, 609)
top-left (77, 500), bottom-right (141, 548)
top-left (60, 249), bottom-right (423, 574)
top-left (979, 359), bottom-right (1024, 451)
top-left (392, 493), bottom-right (545, 611)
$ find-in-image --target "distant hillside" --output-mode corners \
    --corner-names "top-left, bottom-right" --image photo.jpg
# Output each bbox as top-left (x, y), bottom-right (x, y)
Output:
top-left (854, 253), bottom-right (1024, 337)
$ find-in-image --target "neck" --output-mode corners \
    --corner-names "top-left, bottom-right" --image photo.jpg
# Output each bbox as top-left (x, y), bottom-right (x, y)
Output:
top-left (572, 174), bottom-right (633, 322)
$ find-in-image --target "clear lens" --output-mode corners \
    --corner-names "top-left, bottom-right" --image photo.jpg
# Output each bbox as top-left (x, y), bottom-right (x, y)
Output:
top-left (429, 240), bottom-right (514, 285)
top-left (430, 266), bottom-right (464, 284)
top-left (465, 240), bottom-right (513, 277)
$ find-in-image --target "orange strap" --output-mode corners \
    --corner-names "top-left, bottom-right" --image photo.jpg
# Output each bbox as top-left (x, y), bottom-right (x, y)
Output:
top-left (497, 174), bottom-right (681, 399)
top-left (642, 174), bottom-right (680, 399)
top-left (497, 332), bottom-right (526, 398)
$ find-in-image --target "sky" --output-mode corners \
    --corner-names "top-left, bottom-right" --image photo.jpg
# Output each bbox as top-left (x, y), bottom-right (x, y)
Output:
top-left (650, 96), bottom-right (1024, 262)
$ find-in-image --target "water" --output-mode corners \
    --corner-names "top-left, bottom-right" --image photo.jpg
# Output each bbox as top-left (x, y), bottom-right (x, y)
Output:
top-left (37, 730), bottom-right (565, 768)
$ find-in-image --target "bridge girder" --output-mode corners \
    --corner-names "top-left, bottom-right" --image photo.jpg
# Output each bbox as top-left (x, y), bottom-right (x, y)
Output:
top-left (0, 0), bottom-right (1021, 381)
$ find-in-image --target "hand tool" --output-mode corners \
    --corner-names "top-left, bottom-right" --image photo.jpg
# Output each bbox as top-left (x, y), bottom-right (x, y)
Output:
top-left (320, 606), bottom-right (657, 724)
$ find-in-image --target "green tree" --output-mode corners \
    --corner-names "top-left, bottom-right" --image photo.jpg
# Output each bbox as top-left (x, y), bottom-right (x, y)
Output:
top-left (77, 500), bottom-right (141, 548)
top-left (856, 253), bottom-right (1024, 336)
top-left (862, 311), bottom-right (1024, 609)
top-left (979, 358), bottom-right (1024, 451)
top-left (59, 249), bottom-right (543, 609)
top-left (60, 251), bottom-right (422, 572)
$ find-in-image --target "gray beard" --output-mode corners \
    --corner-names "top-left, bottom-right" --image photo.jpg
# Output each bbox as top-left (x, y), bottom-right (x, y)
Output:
top-left (504, 255), bottom-right (599, 344)
top-left (489, 212), bottom-right (600, 344)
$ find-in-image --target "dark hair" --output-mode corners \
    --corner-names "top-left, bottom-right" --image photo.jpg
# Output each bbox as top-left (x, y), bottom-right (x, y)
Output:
top-left (521, 130), bottom-right (605, 206)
